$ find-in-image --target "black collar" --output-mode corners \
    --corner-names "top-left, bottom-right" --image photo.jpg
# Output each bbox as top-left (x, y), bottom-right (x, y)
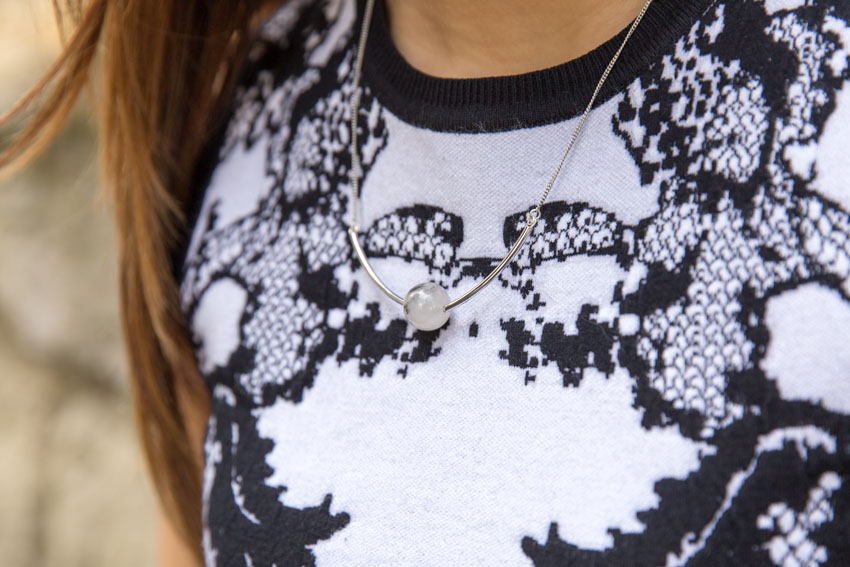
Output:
top-left (362, 0), bottom-right (718, 132)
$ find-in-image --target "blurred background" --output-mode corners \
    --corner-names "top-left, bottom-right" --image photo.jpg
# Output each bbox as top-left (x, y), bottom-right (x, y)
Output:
top-left (0, 2), bottom-right (157, 565)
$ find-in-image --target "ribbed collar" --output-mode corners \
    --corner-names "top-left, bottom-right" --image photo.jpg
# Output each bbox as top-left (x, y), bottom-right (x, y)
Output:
top-left (361, 0), bottom-right (718, 132)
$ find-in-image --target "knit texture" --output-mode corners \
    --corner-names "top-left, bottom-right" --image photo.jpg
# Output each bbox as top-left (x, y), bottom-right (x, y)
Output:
top-left (179, 0), bottom-right (850, 564)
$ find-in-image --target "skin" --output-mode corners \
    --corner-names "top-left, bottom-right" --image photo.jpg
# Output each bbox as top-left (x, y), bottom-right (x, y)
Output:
top-left (158, 0), bottom-right (651, 564)
top-left (385, 0), bottom-right (649, 78)
top-left (158, 509), bottom-right (200, 567)
top-left (158, 375), bottom-right (210, 566)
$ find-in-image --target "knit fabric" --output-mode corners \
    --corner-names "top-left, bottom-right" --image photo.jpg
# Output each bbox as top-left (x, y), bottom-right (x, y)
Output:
top-left (179, 0), bottom-right (850, 564)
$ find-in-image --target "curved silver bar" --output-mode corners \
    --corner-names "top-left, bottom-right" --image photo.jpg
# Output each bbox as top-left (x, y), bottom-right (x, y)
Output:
top-left (348, 227), bottom-right (405, 305)
top-left (443, 221), bottom-right (535, 311)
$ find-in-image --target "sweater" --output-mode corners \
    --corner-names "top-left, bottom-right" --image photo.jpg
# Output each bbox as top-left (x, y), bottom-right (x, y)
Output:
top-left (179, 0), bottom-right (850, 564)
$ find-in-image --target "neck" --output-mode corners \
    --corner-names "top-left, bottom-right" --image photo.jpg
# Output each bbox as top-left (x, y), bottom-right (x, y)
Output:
top-left (383, 0), bottom-right (649, 79)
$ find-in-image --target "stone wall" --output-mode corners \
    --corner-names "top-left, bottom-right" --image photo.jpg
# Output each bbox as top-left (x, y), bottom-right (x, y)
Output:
top-left (0, 2), bottom-right (157, 565)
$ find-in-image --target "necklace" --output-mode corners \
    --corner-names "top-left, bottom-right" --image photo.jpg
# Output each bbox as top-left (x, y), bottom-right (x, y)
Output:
top-left (348, 0), bottom-right (655, 331)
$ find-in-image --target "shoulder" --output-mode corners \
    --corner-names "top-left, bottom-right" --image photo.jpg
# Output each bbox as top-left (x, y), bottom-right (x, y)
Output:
top-left (178, 0), bottom-right (360, 320)
top-left (219, 0), bottom-right (358, 156)
top-left (616, 0), bottom-right (850, 188)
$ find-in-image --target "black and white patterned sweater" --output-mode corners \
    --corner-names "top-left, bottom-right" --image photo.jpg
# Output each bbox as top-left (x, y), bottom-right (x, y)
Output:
top-left (179, 0), bottom-right (850, 564)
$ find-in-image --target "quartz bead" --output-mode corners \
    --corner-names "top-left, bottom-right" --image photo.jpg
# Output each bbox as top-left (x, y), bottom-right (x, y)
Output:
top-left (403, 282), bottom-right (450, 331)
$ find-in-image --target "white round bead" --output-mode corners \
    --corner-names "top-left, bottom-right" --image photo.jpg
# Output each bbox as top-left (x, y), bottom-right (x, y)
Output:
top-left (403, 282), bottom-right (450, 331)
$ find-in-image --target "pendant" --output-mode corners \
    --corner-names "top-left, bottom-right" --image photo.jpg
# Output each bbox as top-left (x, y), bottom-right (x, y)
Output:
top-left (403, 282), bottom-right (450, 331)
top-left (348, 214), bottom-right (537, 332)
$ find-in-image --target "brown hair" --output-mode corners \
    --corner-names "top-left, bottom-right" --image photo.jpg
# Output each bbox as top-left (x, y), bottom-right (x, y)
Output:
top-left (1, 0), bottom-right (274, 560)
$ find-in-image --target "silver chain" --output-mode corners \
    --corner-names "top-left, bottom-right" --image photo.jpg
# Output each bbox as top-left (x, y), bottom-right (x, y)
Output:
top-left (347, 0), bottom-right (377, 230)
top-left (347, 0), bottom-right (655, 316)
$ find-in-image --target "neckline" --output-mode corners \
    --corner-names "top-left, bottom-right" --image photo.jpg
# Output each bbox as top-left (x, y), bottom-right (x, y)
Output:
top-left (361, 0), bottom-right (717, 132)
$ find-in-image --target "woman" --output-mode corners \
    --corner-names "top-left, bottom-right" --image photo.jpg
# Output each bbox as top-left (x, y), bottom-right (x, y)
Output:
top-left (4, 0), bottom-right (849, 565)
